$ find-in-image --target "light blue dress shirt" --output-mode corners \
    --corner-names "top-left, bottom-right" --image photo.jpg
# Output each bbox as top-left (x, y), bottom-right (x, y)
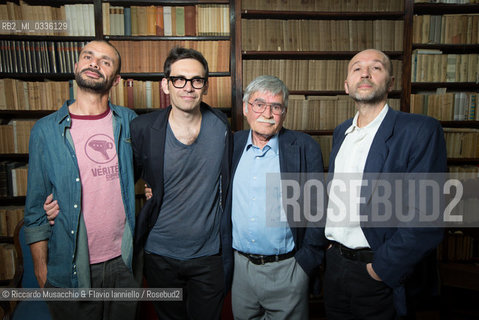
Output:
top-left (232, 132), bottom-right (295, 255)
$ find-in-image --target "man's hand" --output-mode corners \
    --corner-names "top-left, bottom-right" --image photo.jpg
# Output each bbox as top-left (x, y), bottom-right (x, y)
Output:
top-left (44, 193), bottom-right (59, 226)
top-left (145, 184), bottom-right (152, 200)
top-left (366, 263), bottom-right (382, 281)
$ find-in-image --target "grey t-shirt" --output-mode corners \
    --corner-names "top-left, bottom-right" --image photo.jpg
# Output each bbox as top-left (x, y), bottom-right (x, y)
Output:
top-left (144, 109), bottom-right (227, 260)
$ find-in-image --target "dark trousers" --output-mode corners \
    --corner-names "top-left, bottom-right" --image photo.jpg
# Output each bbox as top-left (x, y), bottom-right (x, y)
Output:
top-left (144, 252), bottom-right (225, 320)
top-left (323, 245), bottom-right (396, 320)
top-left (46, 256), bottom-right (139, 320)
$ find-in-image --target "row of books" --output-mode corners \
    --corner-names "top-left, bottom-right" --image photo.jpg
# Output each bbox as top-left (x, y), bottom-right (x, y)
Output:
top-left (0, 242), bottom-right (17, 281)
top-left (444, 128), bottom-right (479, 158)
top-left (0, 76), bottom-right (231, 111)
top-left (0, 161), bottom-right (28, 198)
top-left (0, 79), bottom-right (70, 111)
top-left (413, 14), bottom-right (479, 45)
top-left (283, 95), bottom-right (400, 131)
top-left (410, 92), bottom-right (477, 121)
top-left (0, 121), bottom-right (35, 154)
top-left (411, 51), bottom-right (479, 82)
top-left (109, 77), bottom-right (231, 109)
top-left (104, 4), bottom-right (229, 37)
top-left (312, 135), bottom-right (333, 168)
top-left (0, 207), bottom-right (24, 238)
top-left (110, 40), bottom-right (230, 73)
top-left (243, 59), bottom-right (403, 91)
top-left (0, 1), bottom-right (94, 36)
top-left (242, 0), bottom-right (404, 12)
top-left (242, 20), bottom-right (404, 52)
top-left (109, 79), bottom-right (168, 110)
top-left (438, 230), bottom-right (478, 262)
top-left (0, 40), bottom-right (87, 74)
top-left (448, 165), bottom-right (479, 173)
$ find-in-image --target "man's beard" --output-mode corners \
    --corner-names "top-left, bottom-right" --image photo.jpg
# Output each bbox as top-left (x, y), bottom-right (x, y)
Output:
top-left (75, 68), bottom-right (114, 94)
top-left (349, 80), bottom-right (389, 104)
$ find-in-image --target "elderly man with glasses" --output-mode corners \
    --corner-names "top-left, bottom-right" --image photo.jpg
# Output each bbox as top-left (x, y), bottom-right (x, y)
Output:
top-left (130, 46), bottom-right (233, 320)
top-left (229, 75), bottom-right (326, 320)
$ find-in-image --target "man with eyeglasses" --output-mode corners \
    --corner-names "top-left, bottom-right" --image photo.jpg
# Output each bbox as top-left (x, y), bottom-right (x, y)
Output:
top-left (129, 47), bottom-right (233, 320)
top-left (229, 75), bottom-right (325, 319)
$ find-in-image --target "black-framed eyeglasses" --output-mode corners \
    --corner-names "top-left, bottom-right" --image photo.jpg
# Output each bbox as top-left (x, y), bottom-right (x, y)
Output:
top-left (168, 76), bottom-right (206, 89)
top-left (248, 101), bottom-right (285, 115)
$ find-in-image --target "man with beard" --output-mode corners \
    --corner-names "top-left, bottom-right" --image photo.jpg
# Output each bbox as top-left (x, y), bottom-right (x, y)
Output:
top-left (24, 40), bottom-right (139, 320)
top-left (323, 49), bottom-right (447, 319)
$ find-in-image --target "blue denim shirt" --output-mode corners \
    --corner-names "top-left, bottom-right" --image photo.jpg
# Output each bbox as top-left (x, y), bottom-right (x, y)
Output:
top-left (24, 100), bottom-right (137, 288)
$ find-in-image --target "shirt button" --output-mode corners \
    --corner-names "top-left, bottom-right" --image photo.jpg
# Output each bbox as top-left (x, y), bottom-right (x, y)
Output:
top-left (74, 204), bottom-right (78, 208)
top-left (252, 197), bottom-right (256, 201)
top-left (75, 178), bottom-right (80, 182)
top-left (73, 271), bottom-right (76, 275)
top-left (67, 118), bottom-right (70, 122)
top-left (71, 230), bottom-right (74, 234)
top-left (251, 218), bottom-right (255, 222)
top-left (251, 239), bottom-right (255, 243)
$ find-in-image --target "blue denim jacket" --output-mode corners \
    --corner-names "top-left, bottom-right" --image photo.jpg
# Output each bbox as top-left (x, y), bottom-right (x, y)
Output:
top-left (24, 100), bottom-right (137, 288)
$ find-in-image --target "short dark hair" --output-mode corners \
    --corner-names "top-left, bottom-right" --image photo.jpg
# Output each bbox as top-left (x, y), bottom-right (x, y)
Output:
top-left (80, 40), bottom-right (122, 75)
top-left (163, 47), bottom-right (209, 81)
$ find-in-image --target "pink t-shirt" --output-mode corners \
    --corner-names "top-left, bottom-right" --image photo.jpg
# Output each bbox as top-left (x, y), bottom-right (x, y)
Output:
top-left (70, 109), bottom-right (125, 264)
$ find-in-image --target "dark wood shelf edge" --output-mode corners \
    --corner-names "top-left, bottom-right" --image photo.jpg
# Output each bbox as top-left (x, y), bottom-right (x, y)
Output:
top-left (0, 35), bottom-right (95, 41)
top-left (414, 3), bottom-right (479, 14)
top-left (0, 110), bottom-right (55, 119)
top-left (0, 236), bottom-right (14, 243)
top-left (0, 197), bottom-right (26, 206)
top-left (441, 121), bottom-right (479, 129)
top-left (104, 35), bottom-right (230, 41)
top-left (242, 51), bottom-right (403, 60)
top-left (0, 279), bottom-right (12, 286)
top-left (447, 158), bottom-right (479, 165)
top-left (289, 90), bottom-right (401, 98)
top-left (412, 83), bottom-right (479, 91)
top-left (241, 10), bottom-right (404, 20)
top-left (0, 73), bottom-right (74, 81)
top-left (0, 72), bottom-right (231, 81)
top-left (134, 107), bottom-right (231, 114)
top-left (106, 0), bottom-right (230, 4)
top-left (0, 154), bottom-right (29, 160)
top-left (302, 130), bottom-right (334, 135)
top-left (21, 0), bottom-right (95, 5)
top-left (413, 44), bottom-right (479, 53)
top-left (120, 72), bottom-right (231, 79)
top-left (439, 261), bottom-right (479, 291)
top-left (0, 108), bottom-right (231, 118)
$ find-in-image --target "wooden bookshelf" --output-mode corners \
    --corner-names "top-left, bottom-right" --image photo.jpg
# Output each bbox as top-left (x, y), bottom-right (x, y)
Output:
top-left (440, 262), bottom-right (479, 291)
top-left (0, 0), bottom-right (237, 221)
top-left (236, 0), bottom-right (409, 131)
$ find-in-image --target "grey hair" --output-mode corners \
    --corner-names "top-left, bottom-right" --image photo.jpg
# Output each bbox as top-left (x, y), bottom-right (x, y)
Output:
top-left (243, 75), bottom-right (289, 108)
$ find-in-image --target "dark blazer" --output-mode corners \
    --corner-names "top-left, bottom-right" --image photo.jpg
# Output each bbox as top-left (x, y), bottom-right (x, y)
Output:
top-left (130, 102), bottom-right (234, 291)
top-left (329, 107), bottom-right (448, 315)
top-left (231, 128), bottom-right (327, 277)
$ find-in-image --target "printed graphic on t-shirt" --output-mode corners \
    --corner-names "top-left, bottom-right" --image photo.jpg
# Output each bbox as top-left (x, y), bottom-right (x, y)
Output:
top-left (85, 133), bottom-right (117, 163)
top-left (83, 133), bottom-right (119, 181)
